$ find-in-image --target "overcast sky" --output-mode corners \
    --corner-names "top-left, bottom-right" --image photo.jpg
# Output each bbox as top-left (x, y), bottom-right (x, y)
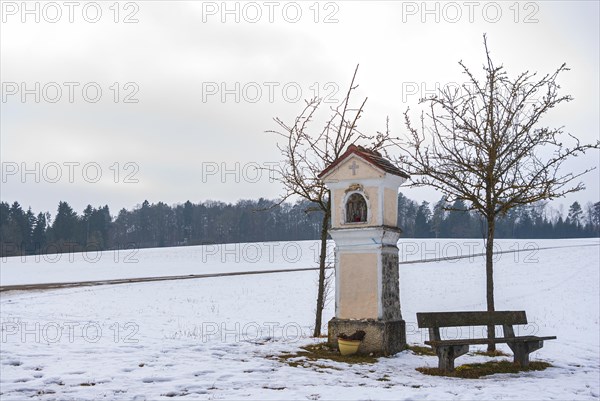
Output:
top-left (1, 0), bottom-right (599, 217)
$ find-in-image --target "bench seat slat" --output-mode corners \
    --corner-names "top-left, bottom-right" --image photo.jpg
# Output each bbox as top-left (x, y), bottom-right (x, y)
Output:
top-left (417, 311), bottom-right (527, 328)
top-left (425, 335), bottom-right (557, 346)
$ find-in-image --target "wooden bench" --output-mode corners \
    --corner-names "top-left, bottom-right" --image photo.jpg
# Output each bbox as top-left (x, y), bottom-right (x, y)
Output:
top-left (416, 311), bottom-right (556, 372)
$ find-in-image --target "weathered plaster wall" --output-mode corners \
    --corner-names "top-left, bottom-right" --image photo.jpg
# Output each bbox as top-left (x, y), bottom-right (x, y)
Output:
top-left (338, 252), bottom-right (378, 319)
top-left (384, 187), bottom-right (398, 227)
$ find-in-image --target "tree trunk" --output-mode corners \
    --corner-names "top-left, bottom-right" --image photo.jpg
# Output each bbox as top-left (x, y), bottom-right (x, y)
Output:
top-left (313, 201), bottom-right (331, 337)
top-left (485, 217), bottom-right (496, 352)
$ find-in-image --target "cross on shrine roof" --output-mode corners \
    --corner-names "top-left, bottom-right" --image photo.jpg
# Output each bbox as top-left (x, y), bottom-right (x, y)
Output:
top-left (318, 144), bottom-right (409, 179)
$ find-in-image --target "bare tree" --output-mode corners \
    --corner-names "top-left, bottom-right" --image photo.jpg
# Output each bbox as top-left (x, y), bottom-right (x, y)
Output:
top-left (269, 65), bottom-right (386, 337)
top-left (397, 35), bottom-right (599, 350)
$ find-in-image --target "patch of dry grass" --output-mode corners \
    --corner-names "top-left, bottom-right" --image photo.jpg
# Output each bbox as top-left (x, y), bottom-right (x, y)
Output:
top-left (407, 345), bottom-right (436, 356)
top-left (268, 342), bottom-right (380, 370)
top-left (472, 349), bottom-right (511, 357)
top-left (417, 360), bottom-right (552, 379)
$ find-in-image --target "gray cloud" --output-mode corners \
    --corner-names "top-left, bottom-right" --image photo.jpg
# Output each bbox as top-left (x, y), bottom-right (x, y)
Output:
top-left (1, 1), bottom-right (598, 215)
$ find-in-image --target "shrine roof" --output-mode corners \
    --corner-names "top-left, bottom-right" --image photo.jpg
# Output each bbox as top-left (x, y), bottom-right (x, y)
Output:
top-left (318, 144), bottom-right (409, 179)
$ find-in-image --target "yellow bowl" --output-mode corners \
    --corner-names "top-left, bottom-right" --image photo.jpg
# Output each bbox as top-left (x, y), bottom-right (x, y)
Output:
top-left (338, 339), bottom-right (361, 356)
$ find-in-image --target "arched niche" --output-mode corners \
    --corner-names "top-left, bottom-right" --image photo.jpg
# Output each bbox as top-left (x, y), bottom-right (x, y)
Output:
top-left (344, 191), bottom-right (369, 224)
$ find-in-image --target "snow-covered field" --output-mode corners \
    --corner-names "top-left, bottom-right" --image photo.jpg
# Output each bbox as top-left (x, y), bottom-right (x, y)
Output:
top-left (1, 238), bottom-right (599, 400)
top-left (2, 238), bottom-right (596, 286)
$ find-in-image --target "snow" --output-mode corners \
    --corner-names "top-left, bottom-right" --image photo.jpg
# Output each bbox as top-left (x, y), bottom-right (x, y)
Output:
top-left (2, 238), bottom-right (596, 286)
top-left (1, 240), bottom-right (326, 286)
top-left (1, 238), bottom-right (599, 400)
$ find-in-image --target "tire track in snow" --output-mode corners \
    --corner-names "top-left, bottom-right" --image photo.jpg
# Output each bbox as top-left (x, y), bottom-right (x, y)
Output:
top-left (0, 267), bottom-right (323, 293)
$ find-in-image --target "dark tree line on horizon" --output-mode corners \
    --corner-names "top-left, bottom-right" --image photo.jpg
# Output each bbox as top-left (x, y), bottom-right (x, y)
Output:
top-left (1, 195), bottom-right (599, 257)
top-left (397, 194), bottom-right (600, 239)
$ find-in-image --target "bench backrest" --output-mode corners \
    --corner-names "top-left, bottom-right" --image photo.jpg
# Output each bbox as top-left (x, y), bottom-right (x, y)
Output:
top-left (417, 311), bottom-right (527, 328)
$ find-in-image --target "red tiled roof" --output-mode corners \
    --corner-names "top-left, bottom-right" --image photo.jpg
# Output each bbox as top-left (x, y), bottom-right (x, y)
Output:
top-left (318, 144), bottom-right (409, 179)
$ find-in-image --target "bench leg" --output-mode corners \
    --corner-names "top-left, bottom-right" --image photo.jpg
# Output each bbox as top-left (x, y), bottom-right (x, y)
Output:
top-left (428, 328), bottom-right (440, 354)
top-left (437, 345), bottom-right (469, 373)
top-left (508, 340), bottom-right (543, 367)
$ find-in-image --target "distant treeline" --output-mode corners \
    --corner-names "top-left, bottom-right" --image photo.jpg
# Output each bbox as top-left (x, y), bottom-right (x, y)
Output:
top-left (397, 194), bottom-right (600, 239)
top-left (1, 195), bottom-right (599, 257)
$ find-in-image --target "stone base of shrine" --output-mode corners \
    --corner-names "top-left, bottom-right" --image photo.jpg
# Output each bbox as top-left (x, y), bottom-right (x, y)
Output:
top-left (327, 318), bottom-right (406, 356)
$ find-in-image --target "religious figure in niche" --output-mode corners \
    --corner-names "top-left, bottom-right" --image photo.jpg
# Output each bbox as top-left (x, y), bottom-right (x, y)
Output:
top-left (346, 193), bottom-right (367, 223)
